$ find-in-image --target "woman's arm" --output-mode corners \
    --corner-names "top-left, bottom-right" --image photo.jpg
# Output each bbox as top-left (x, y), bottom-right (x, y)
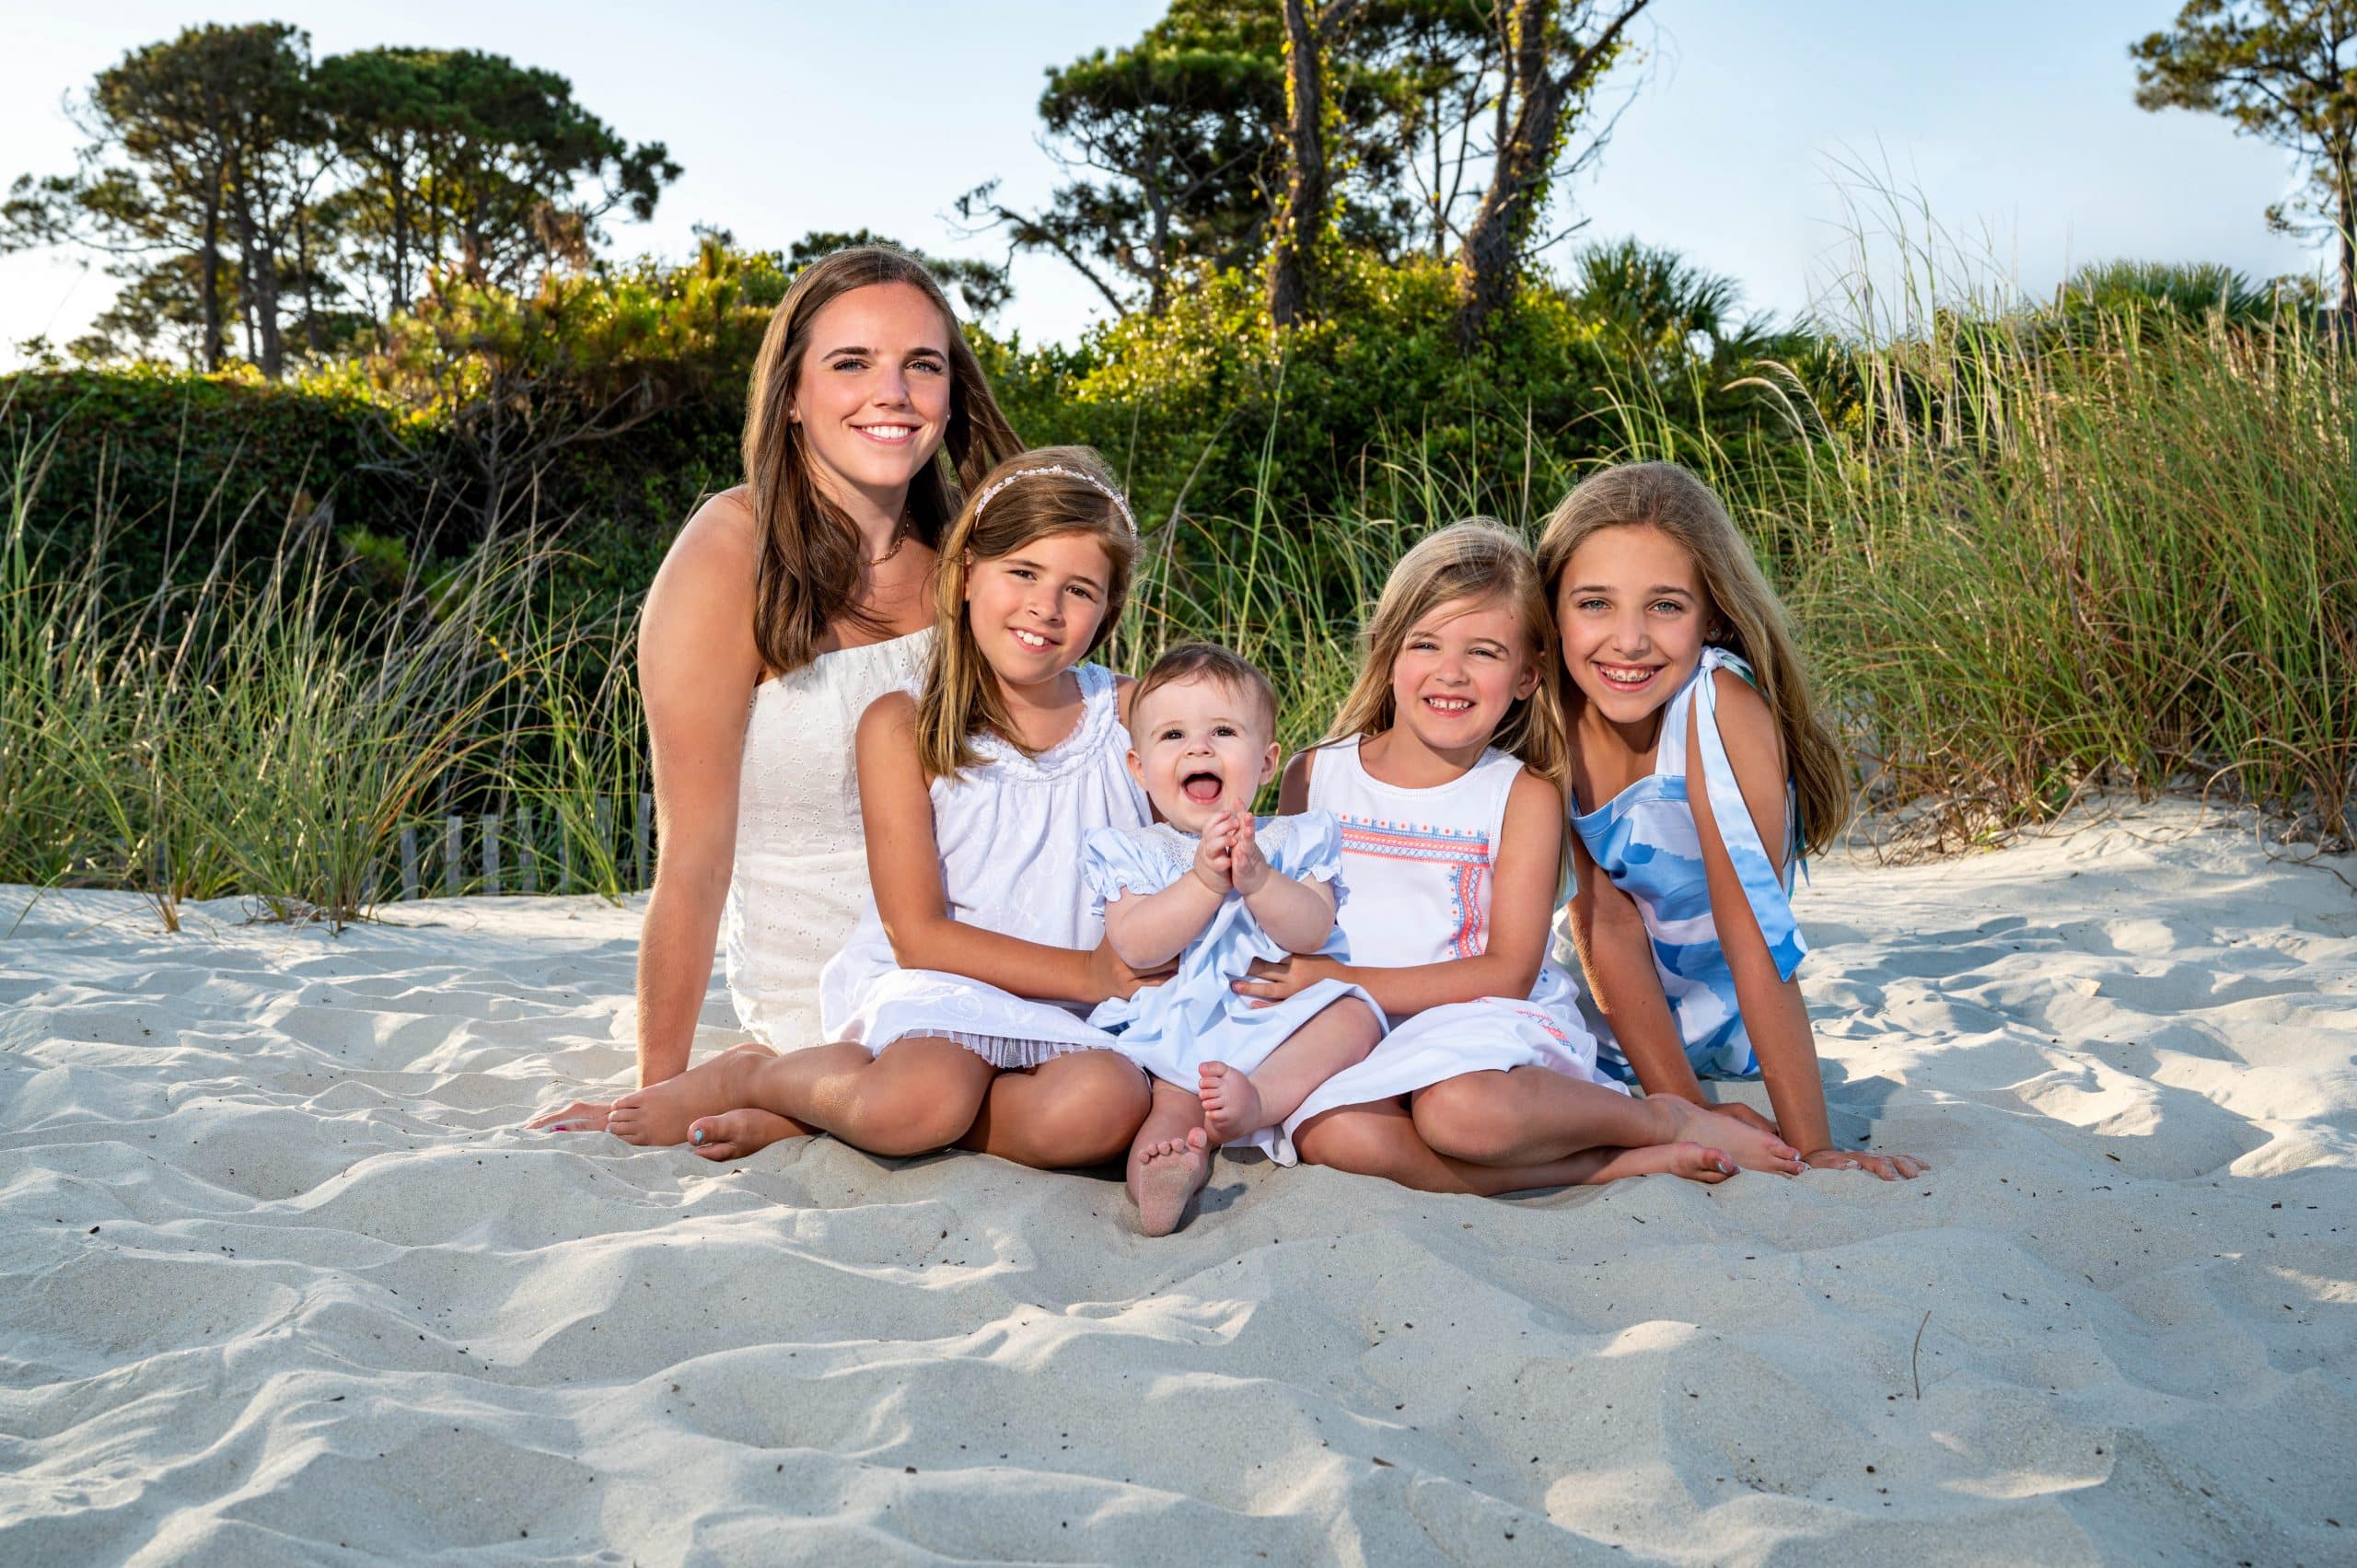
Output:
top-left (858, 693), bottom-right (1155, 1005)
top-left (633, 493), bottom-right (764, 1087)
top-left (1237, 757), bottom-right (1563, 1015)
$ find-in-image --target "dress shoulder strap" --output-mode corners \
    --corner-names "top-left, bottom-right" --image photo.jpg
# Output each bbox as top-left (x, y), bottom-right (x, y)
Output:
top-left (1302, 736), bottom-right (1363, 815)
top-left (1668, 647), bottom-right (1805, 981)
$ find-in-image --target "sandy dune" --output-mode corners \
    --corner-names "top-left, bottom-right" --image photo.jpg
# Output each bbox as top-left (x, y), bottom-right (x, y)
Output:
top-left (2, 798), bottom-right (2351, 1564)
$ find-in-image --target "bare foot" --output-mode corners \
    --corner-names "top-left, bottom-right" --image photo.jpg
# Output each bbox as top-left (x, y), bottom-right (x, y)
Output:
top-left (1622, 1140), bottom-right (1738, 1184)
top-left (1198, 1061), bottom-right (1267, 1144)
top-left (1129, 1129), bottom-right (1212, 1237)
top-left (685, 1108), bottom-right (807, 1161)
top-left (1656, 1097), bottom-right (1805, 1175)
top-left (528, 1098), bottom-right (615, 1132)
top-left (608, 1052), bottom-right (763, 1146)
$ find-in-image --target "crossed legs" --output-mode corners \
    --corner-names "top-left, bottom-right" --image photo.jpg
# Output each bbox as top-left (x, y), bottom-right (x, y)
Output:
top-left (606, 1038), bottom-right (1149, 1169)
top-left (1295, 1065), bottom-right (1804, 1195)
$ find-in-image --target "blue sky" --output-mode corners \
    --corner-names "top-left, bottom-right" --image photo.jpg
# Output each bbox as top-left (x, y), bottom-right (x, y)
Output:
top-left (0, 0), bottom-right (2326, 366)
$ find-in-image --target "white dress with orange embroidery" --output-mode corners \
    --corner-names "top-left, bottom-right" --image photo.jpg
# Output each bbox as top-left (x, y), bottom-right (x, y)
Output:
top-left (1271, 736), bottom-right (1622, 1164)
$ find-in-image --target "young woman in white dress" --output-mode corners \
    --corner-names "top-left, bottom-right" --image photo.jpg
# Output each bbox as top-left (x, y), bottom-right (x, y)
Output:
top-left (530, 250), bottom-right (1152, 1163)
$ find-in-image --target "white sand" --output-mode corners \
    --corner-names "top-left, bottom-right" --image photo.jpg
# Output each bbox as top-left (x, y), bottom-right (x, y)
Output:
top-left (2, 797), bottom-right (2352, 1564)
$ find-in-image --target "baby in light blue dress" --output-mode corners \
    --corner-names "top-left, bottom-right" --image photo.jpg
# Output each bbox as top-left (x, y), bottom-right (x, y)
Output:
top-left (1087, 645), bottom-right (1385, 1236)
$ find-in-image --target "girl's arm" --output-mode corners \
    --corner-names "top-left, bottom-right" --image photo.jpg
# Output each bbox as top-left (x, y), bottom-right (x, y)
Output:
top-left (1235, 751), bottom-right (1561, 1015)
top-left (858, 692), bottom-right (1156, 1005)
top-left (1687, 670), bottom-right (1923, 1179)
top-left (633, 494), bottom-right (761, 1088)
top-left (1232, 815), bottom-right (1339, 954)
top-left (1564, 832), bottom-right (1712, 1101)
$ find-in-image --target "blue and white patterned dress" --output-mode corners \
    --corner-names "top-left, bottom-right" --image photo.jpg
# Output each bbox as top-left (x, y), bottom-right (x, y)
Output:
top-left (1082, 810), bottom-right (1382, 1094)
top-left (1567, 647), bottom-right (1804, 1083)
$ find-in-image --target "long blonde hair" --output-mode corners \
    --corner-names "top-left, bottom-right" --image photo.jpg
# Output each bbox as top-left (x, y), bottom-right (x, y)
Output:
top-left (917, 447), bottom-right (1139, 781)
top-left (1535, 461), bottom-right (1851, 854)
top-left (1322, 520), bottom-right (1569, 789)
top-left (743, 245), bottom-right (1023, 677)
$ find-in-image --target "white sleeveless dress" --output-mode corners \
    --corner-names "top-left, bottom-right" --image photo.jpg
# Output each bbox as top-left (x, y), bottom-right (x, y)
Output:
top-left (816, 662), bottom-right (1151, 1067)
top-left (722, 630), bottom-right (932, 1051)
top-left (1273, 738), bottom-right (1621, 1163)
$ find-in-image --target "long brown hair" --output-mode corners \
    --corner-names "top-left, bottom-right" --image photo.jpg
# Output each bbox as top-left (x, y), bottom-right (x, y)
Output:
top-left (917, 447), bottom-right (1140, 781)
top-left (1321, 521), bottom-right (1569, 789)
top-left (1535, 461), bottom-right (1852, 854)
top-left (743, 245), bottom-right (1022, 676)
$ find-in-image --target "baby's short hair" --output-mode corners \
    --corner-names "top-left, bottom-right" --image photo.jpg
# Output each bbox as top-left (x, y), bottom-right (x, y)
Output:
top-left (1132, 643), bottom-right (1278, 736)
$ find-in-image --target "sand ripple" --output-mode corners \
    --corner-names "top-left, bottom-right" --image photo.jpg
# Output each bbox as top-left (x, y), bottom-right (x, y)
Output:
top-left (2, 802), bottom-right (2351, 1563)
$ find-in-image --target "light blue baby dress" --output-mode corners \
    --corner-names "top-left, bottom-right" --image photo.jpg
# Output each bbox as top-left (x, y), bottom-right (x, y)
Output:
top-left (1082, 810), bottom-right (1383, 1092)
top-left (1568, 647), bottom-right (1805, 1082)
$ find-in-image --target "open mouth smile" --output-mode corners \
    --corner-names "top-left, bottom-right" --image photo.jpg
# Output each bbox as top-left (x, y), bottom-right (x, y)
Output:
top-left (1180, 769), bottom-right (1225, 806)
top-left (854, 424), bottom-right (919, 445)
top-left (1422, 694), bottom-right (1476, 715)
top-left (1593, 662), bottom-right (1663, 691)
top-left (1010, 628), bottom-right (1058, 652)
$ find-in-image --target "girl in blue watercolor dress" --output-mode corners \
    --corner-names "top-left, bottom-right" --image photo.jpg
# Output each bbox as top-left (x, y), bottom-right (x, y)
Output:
top-left (1538, 461), bottom-right (1929, 1180)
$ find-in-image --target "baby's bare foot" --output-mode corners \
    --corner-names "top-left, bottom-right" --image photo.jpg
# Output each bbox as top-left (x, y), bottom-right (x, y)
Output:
top-left (1198, 1061), bottom-right (1267, 1144)
top-left (687, 1109), bottom-right (807, 1162)
top-left (1658, 1097), bottom-right (1804, 1175)
top-left (1130, 1129), bottom-right (1211, 1237)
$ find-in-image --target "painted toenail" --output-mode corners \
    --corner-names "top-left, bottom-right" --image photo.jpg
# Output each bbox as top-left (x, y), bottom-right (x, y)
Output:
top-left (691, 1128), bottom-right (706, 1145)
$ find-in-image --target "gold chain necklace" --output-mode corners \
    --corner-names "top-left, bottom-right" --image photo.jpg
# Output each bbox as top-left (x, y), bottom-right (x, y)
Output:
top-left (866, 512), bottom-right (912, 567)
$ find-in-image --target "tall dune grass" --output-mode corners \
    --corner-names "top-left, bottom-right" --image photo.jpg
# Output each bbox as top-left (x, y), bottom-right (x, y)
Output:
top-left (1597, 305), bottom-right (2354, 852)
top-left (0, 402), bottom-right (644, 928)
top-left (3, 293), bottom-right (2349, 927)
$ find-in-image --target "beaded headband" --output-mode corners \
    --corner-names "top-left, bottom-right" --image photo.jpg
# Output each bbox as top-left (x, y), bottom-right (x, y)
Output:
top-left (970, 464), bottom-right (1138, 538)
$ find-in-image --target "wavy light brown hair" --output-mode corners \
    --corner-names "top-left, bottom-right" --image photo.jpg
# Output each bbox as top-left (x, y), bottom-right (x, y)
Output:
top-left (917, 447), bottom-right (1139, 781)
top-left (743, 245), bottom-right (1023, 677)
top-left (1321, 520), bottom-right (1569, 790)
top-left (1535, 461), bottom-right (1851, 854)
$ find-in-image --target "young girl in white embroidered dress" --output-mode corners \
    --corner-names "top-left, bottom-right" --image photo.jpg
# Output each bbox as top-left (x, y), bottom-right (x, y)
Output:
top-left (1232, 522), bottom-right (1808, 1192)
top-left (605, 448), bottom-right (1158, 1167)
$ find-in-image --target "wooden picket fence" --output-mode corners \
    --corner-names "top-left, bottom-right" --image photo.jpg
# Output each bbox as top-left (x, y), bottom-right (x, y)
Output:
top-left (383, 791), bottom-right (656, 901)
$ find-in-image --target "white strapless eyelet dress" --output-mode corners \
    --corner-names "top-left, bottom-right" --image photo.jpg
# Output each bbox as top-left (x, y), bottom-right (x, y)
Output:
top-left (721, 630), bottom-right (933, 1051)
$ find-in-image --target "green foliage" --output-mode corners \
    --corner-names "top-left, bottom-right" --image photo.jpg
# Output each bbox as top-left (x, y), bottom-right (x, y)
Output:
top-left (2131, 2), bottom-right (2357, 315)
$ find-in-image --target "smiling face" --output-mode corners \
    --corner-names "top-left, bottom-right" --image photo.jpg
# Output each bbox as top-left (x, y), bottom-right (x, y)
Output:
top-left (1127, 675), bottom-right (1279, 832)
top-left (1553, 522), bottom-right (1710, 728)
top-left (961, 528), bottom-right (1116, 691)
top-left (1386, 594), bottom-right (1543, 760)
top-left (789, 281), bottom-right (953, 505)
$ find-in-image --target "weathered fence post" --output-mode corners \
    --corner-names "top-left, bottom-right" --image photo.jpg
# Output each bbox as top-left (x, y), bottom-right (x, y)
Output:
top-left (400, 827), bottom-right (420, 901)
top-left (517, 805), bottom-right (539, 894)
top-left (444, 816), bottom-right (463, 896)
top-left (634, 793), bottom-right (653, 890)
top-left (482, 813), bottom-right (501, 896)
top-left (593, 796), bottom-right (613, 891)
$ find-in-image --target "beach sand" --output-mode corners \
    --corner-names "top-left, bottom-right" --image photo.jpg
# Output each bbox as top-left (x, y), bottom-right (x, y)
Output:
top-left (3, 797), bottom-right (2351, 1564)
